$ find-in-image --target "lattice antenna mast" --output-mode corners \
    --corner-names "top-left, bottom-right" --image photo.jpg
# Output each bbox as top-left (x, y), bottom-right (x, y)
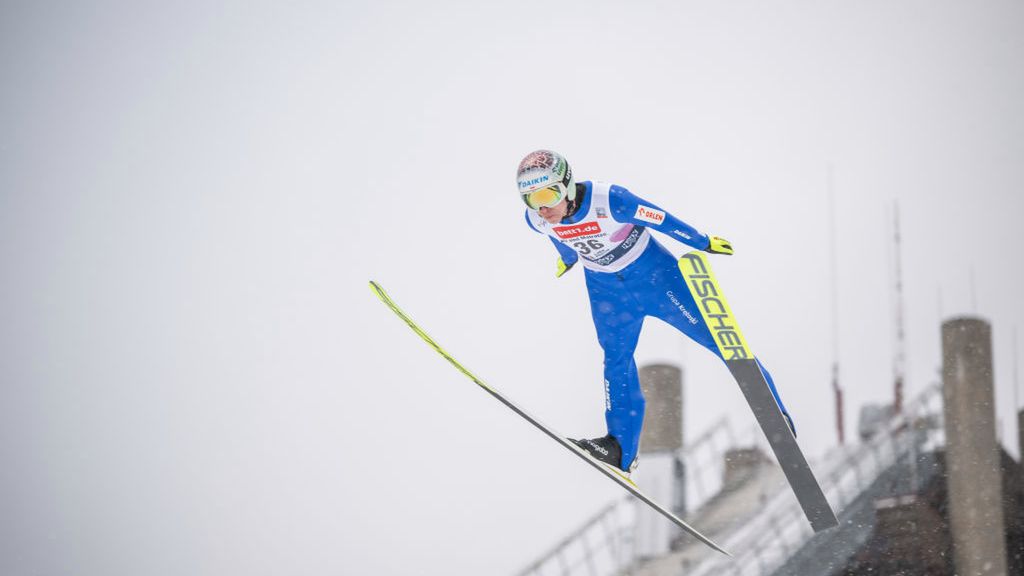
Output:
top-left (892, 201), bottom-right (906, 415)
top-left (829, 167), bottom-right (844, 445)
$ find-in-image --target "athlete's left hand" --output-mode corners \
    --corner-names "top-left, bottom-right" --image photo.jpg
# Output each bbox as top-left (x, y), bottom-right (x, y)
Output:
top-left (704, 235), bottom-right (734, 255)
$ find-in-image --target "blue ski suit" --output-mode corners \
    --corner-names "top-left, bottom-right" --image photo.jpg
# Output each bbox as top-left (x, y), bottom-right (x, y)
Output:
top-left (525, 181), bottom-right (790, 470)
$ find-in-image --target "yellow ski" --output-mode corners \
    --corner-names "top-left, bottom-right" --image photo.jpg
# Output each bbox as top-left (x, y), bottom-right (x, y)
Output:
top-left (678, 252), bottom-right (838, 532)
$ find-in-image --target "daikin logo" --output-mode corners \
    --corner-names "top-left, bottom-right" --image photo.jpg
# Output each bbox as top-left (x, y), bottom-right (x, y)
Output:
top-left (519, 175), bottom-right (550, 189)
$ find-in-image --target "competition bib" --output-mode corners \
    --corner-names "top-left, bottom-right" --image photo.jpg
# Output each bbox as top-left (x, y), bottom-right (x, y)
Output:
top-left (529, 182), bottom-right (651, 273)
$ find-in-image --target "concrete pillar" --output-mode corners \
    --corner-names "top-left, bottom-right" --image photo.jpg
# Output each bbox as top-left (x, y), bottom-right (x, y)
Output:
top-left (722, 447), bottom-right (770, 492)
top-left (942, 317), bottom-right (1007, 576)
top-left (639, 364), bottom-right (684, 452)
top-left (1018, 408), bottom-right (1024, 468)
top-left (634, 364), bottom-right (684, 558)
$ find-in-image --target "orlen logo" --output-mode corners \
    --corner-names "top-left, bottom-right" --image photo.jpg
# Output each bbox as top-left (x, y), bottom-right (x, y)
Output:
top-left (634, 205), bottom-right (665, 225)
top-left (553, 222), bottom-right (602, 239)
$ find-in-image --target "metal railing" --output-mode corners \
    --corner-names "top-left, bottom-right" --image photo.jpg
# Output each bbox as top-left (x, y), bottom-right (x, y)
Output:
top-left (514, 500), bottom-right (636, 576)
top-left (513, 383), bottom-right (945, 576)
top-left (686, 383), bottom-right (944, 576)
top-left (514, 417), bottom-right (741, 576)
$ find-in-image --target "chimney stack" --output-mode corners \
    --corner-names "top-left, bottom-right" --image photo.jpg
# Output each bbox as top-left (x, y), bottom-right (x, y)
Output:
top-left (942, 317), bottom-right (1007, 576)
top-left (634, 364), bottom-right (685, 558)
top-left (639, 364), bottom-right (684, 452)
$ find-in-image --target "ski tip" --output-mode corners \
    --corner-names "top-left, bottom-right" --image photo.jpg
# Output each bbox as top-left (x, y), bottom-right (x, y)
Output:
top-left (368, 281), bottom-right (395, 307)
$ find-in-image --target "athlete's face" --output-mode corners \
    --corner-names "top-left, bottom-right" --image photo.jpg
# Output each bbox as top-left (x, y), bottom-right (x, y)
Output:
top-left (537, 198), bottom-right (568, 224)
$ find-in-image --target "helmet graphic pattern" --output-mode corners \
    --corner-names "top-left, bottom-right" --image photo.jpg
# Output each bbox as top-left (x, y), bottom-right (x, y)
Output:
top-left (517, 150), bottom-right (557, 177)
top-left (516, 149), bottom-right (575, 203)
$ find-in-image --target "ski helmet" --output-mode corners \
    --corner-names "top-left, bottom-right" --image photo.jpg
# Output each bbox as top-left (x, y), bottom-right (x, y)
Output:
top-left (516, 150), bottom-right (575, 210)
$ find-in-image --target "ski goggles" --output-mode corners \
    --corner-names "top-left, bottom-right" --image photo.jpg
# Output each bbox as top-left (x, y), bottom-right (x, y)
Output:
top-left (521, 184), bottom-right (565, 210)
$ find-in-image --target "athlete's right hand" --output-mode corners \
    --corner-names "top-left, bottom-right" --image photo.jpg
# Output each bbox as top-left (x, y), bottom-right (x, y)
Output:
top-left (704, 235), bottom-right (734, 255)
top-left (556, 257), bottom-right (575, 278)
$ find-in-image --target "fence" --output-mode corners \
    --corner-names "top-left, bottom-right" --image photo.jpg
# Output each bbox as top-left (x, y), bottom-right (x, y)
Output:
top-left (687, 383), bottom-right (944, 576)
top-left (514, 383), bottom-right (944, 576)
top-left (514, 417), bottom-right (741, 576)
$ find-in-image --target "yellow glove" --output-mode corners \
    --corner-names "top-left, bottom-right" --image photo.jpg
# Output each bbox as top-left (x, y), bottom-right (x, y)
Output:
top-left (556, 257), bottom-right (576, 278)
top-left (704, 235), bottom-right (734, 255)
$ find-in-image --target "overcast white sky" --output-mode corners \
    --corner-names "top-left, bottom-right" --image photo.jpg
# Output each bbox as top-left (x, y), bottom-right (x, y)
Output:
top-left (3, 1), bottom-right (1023, 574)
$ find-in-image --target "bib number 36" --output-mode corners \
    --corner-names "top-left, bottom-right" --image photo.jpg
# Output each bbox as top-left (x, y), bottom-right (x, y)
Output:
top-left (573, 239), bottom-right (605, 255)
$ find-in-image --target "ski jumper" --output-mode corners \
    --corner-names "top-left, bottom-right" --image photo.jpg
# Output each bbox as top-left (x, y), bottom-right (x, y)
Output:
top-left (525, 181), bottom-right (791, 470)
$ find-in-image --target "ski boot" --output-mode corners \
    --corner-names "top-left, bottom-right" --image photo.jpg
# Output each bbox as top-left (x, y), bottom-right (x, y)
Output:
top-left (570, 434), bottom-right (637, 474)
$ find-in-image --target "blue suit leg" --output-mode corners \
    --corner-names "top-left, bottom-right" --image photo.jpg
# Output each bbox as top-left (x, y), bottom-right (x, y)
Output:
top-left (754, 357), bottom-right (794, 435)
top-left (584, 271), bottom-right (645, 471)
